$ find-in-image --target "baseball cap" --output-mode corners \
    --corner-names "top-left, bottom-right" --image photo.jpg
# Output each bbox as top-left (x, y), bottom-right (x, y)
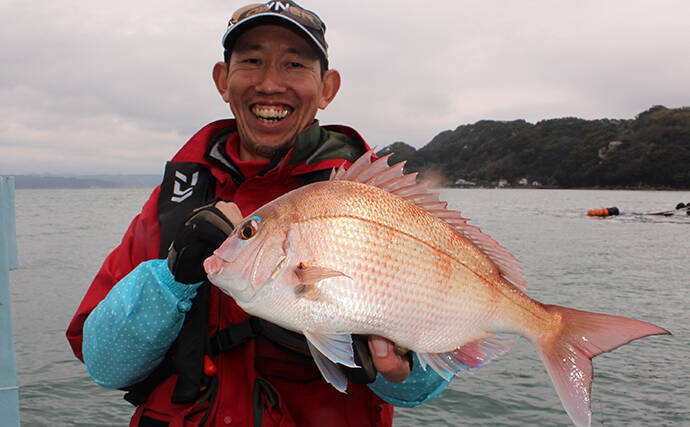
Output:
top-left (222, 1), bottom-right (328, 62)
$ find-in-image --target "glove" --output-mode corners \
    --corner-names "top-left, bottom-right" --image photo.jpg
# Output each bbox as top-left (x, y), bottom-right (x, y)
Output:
top-left (342, 335), bottom-right (378, 384)
top-left (167, 202), bottom-right (236, 284)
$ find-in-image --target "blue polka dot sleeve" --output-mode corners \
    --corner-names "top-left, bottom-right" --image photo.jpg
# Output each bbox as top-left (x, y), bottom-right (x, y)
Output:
top-left (368, 353), bottom-right (451, 407)
top-left (83, 259), bottom-right (202, 389)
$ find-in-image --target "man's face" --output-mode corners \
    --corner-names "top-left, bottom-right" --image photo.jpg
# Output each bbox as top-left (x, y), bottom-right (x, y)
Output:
top-left (215, 24), bottom-right (340, 161)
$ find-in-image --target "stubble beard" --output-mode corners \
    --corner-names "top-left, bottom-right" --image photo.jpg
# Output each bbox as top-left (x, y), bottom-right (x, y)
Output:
top-left (247, 139), bottom-right (293, 159)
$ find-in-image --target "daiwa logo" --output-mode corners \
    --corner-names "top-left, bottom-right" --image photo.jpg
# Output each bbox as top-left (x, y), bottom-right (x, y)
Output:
top-left (171, 170), bottom-right (199, 203)
top-left (267, 1), bottom-right (290, 12)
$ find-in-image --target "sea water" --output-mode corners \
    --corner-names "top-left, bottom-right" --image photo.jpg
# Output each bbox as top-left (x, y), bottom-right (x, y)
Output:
top-left (9, 187), bottom-right (690, 426)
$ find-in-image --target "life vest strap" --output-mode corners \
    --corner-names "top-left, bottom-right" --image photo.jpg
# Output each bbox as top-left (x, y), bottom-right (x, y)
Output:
top-left (210, 317), bottom-right (263, 355)
top-left (210, 317), bottom-right (312, 357)
top-left (124, 357), bottom-right (174, 406)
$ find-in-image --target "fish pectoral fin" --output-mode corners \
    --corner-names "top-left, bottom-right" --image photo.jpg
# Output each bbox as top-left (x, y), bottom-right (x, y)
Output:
top-left (294, 283), bottom-right (321, 301)
top-left (303, 331), bottom-right (358, 368)
top-left (295, 262), bottom-right (349, 286)
top-left (295, 284), bottom-right (321, 301)
top-left (418, 335), bottom-right (514, 381)
top-left (293, 264), bottom-right (349, 300)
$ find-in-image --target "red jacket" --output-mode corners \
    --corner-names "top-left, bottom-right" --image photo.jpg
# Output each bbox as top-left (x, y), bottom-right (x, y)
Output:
top-left (66, 119), bottom-right (394, 426)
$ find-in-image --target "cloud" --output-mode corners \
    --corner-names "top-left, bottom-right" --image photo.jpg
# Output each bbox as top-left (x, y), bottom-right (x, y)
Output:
top-left (1, 0), bottom-right (689, 173)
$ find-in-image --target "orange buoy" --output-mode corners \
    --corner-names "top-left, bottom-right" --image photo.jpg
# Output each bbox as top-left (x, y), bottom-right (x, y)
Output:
top-left (587, 208), bottom-right (608, 217)
top-left (587, 207), bottom-right (619, 217)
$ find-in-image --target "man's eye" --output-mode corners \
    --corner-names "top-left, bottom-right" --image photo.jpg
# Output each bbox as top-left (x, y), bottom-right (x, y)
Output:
top-left (288, 61), bottom-right (304, 68)
top-left (241, 58), bottom-right (260, 65)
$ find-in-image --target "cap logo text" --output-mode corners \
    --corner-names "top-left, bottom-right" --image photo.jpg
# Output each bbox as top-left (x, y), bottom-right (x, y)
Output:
top-left (267, 1), bottom-right (290, 12)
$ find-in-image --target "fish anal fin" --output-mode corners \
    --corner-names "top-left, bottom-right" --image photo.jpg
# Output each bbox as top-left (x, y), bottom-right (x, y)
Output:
top-left (454, 335), bottom-right (514, 369)
top-left (418, 335), bottom-right (514, 380)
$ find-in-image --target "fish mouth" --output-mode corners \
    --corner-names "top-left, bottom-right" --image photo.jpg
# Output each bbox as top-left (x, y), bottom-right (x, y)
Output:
top-left (203, 254), bottom-right (225, 280)
top-left (251, 104), bottom-right (292, 123)
top-left (206, 231), bottom-right (270, 293)
top-left (204, 253), bottom-right (253, 299)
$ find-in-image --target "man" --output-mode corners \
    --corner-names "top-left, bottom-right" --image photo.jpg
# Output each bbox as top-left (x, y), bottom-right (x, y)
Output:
top-left (67, 2), bottom-right (448, 425)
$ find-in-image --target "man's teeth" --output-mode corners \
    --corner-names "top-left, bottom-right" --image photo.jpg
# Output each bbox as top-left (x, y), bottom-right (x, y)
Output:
top-left (253, 106), bottom-right (290, 121)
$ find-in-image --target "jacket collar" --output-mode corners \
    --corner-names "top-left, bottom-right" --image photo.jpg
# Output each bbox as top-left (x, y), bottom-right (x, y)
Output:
top-left (206, 120), bottom-right (325, 180)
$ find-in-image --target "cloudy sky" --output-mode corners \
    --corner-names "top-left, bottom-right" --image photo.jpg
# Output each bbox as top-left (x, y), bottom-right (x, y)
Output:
top-left (1, 0), bottom-right (689, 174)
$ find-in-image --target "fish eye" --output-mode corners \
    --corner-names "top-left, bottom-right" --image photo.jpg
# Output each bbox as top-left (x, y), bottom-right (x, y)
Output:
top-left (239, 218), bottom-right (259, 240)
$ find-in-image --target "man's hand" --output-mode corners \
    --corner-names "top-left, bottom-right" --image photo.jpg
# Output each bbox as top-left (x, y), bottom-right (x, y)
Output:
top-left (167, 201), bottom-right (242, 284)
top-left (214, 201), bottom-right (243, 225)
top-left (368, 335), bottom-right (411, 383)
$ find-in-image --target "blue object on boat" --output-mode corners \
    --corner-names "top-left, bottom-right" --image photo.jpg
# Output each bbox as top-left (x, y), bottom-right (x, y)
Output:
top-left (0, 176), bottom-right (20, 426)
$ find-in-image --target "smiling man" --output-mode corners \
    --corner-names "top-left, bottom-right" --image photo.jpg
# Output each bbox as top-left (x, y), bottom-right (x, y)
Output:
top-left (216, 24), bottom-right (341, 161)
top-left (67, 1), bottom-right (448, 426)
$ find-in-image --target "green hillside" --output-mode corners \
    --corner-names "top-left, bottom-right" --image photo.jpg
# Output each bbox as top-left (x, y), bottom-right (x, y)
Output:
top-left (378, 105), bottom-right (690, 189)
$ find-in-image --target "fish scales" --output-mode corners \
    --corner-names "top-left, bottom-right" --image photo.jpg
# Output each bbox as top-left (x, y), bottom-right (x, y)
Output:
top-left (290, 217), bottom-right (490, 351)
top-left (250, 180), bottom-right (522, 350)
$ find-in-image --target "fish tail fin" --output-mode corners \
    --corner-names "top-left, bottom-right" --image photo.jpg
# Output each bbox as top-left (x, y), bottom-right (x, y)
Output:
top-left (535, 304), bottom-right (669, 427)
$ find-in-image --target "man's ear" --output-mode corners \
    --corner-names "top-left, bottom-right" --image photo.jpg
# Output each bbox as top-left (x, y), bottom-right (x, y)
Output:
top-left (319, 69), bottom-right (341, 110)
top-left (212, 62), bottom-right (231, 103)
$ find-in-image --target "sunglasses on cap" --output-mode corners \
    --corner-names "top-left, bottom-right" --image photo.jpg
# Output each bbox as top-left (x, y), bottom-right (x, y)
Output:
top-left (229, 2), bottom-right (325, 33)
top-left (223, 1), bottom-right (328, 60)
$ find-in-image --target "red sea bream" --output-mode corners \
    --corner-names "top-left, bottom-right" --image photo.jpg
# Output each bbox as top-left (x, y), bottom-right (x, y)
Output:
top-left (204, 152), bottom-right (669, 427)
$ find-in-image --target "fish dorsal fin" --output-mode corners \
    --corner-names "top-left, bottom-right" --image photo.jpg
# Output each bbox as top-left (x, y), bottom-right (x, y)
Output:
top-left (332, 151), bottom-right (526, 290)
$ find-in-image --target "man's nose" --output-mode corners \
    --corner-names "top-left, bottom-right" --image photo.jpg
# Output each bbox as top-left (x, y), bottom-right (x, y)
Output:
top-left (255, 64), bottom-right (285, 94)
